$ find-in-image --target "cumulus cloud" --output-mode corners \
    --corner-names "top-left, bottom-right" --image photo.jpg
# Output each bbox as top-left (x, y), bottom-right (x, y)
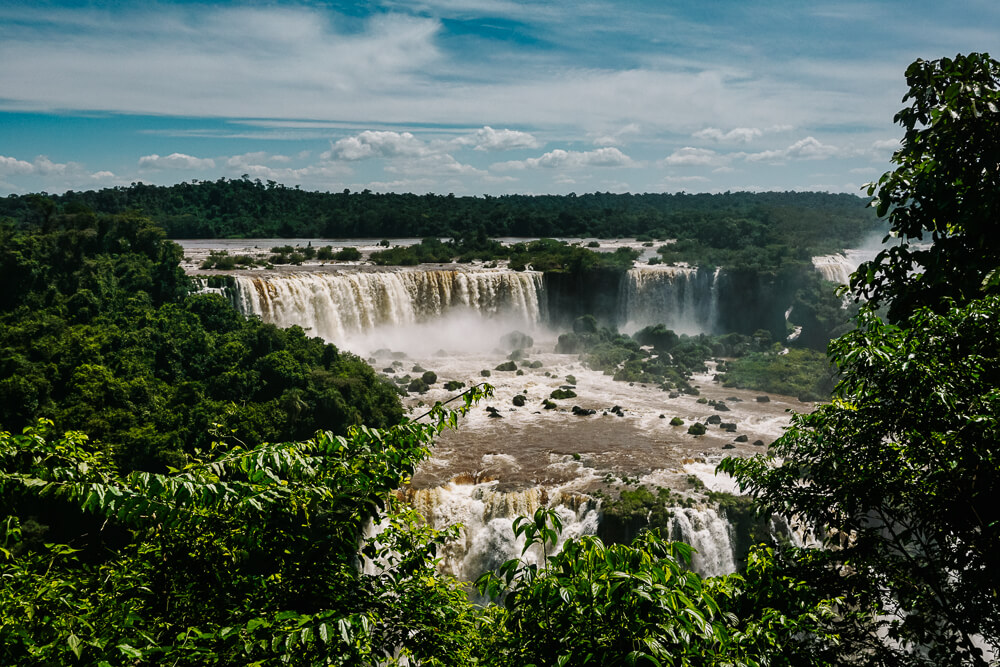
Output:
top-left (693, 127), bottom-right (762, 143)
top-left (0, 154), bottom-right (118, 191)
top-left (592, 123), bottom-right (641, 146)
top-left (660, 147), bottom-right (726, 167)
top-left (323, 131), bottom-right (432, 161)
top-left (743, 136), bottom-right (838, 163)
top-left (455, 126), bottom-right (540, 151)
top-left (493, 147), bottom-right (633, 170)
top-left (0, 155), bottom-right (35, 175)
top-left (138, 153), bottom-right (216, 170)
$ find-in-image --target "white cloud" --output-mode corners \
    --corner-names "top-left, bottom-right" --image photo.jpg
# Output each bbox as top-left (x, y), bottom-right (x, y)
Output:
top-left (455, 126), bottom-right (540, 151)
top-left (138, 153), bottom-right (216, 170)
top-left (743, 136), bottom-right (839, 163)
top-left (0, 154), bottom-right (119, 191)
top-left (870, 138), bottom-right (901, 155)
top-left (324, 131), bottom-right (432, 161)
top-left (693, 127), bottom-right (762, 143)
top-left (494, 147), bottom-right (633, 170)
top-left (385, 153), bottom-right (488, 177)
top-left (0, 155), bottom-right (35, 175)
top-left (592, 123), bottom-right (641, 146)
top-left (226, 152), bottom-right (291, 168)
top-left (661, 147), bottom-right (726, 167)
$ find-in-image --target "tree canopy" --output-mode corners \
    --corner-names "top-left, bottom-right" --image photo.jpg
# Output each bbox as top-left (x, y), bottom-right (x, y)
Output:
top-left (723, 52), bottom-right (1000, 664)
top-left (0, 210), bottom-right (401, 472)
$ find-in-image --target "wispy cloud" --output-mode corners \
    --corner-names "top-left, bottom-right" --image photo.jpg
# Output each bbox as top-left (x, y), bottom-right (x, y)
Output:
top-left (493, 147), bottom-right (633, 170)
top-left (138, 153), bottom-right (216, 170)
top-left (660, 147), bottom-right (727, 168)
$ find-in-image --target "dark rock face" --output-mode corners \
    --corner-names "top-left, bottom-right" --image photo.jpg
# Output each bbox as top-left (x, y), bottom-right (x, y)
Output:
top-left (539, 265), bottom-right (822, 341)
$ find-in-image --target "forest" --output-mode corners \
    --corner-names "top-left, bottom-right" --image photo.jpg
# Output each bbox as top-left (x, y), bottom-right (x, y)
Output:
top-left (0, 181), bottom-right (878, 258)
top-left (0, 53), bottom-right (998, 665)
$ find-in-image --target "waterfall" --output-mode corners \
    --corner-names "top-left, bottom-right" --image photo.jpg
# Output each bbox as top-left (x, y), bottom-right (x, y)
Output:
top-left (665, 507), bottom-right (737, 576)
top-left (618, 266), bottom-right (721, 334)
top-left (811, 253), bottom-right (856, 285)
top-left (402, 482), bottom-right (600, 584)
top-left (229, 268), bottom-right (546, 346)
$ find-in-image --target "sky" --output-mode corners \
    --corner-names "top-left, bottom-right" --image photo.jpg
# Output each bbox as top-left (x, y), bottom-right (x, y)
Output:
top-left (0, 1), bottom-right (997, 197)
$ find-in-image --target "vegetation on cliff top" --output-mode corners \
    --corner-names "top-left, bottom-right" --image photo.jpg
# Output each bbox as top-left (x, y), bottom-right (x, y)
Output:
top-left (0, 211), bottom-right (401, 472)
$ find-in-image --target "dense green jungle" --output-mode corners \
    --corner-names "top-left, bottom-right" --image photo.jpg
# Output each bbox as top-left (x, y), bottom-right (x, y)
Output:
top-left (0, 53), bottom-right (998, 665)
top-left (0, 182), bottom-right (877, 253)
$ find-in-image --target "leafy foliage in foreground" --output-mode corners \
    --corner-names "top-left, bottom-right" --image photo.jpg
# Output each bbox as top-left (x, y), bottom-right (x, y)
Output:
top-left (0, 392), bottom-right (488, 665)
top-left (476, 509), bottom-right (848, 666)
top-left (721, 297), bottom-right (1000, 663)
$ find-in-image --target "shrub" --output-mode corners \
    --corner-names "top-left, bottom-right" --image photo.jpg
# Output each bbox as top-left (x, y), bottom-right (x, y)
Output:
top-left (334, 247), bottom-right (362, 261)
top-left (407, 378), bottom-right (430, 393)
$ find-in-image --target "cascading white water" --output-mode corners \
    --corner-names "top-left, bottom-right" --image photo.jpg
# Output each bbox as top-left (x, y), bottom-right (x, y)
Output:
top-left (665, 507), bottom-right (737, 576)
top-left (618, 266), bottom-right (720, 334)
top-left (404, 482), bottom-right (600, 584)
top-left (229, 268), bottom-right (546, 345)
top-left (812, 253), bottom-right (857, 285)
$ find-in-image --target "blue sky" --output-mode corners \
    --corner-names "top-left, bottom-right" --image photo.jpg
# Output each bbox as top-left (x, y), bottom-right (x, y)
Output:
top-left (1, 0), bottom-right (997, 197)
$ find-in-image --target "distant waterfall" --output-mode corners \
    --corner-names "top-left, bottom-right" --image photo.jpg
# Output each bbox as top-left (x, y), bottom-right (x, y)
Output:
top-left (665, 507), bottom-right (737, 576)
top-left (618, 266), bottom-right (721, 334)
top-left (402, 482), bottom-right (600, 584)
top-left (229, 268), bottom-right (546, 343)
top-left (811, 253), bottom-right (856, 285)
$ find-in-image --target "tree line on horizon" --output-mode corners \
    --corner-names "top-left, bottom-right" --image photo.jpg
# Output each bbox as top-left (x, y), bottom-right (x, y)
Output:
top-left (0, 183), bottom-right (877, 255)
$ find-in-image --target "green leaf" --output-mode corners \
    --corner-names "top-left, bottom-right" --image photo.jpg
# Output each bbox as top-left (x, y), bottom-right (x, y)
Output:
top-left (117, 644), bottom-right (144, 659)
top-left (68, 634), bottom-right (83, 660)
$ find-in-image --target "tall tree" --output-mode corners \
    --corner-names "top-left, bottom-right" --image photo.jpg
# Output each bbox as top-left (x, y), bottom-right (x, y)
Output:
top-left (723, 53), bottom-right (1000, 665)
top-left (852, 52), bottom-right (1000, 323)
